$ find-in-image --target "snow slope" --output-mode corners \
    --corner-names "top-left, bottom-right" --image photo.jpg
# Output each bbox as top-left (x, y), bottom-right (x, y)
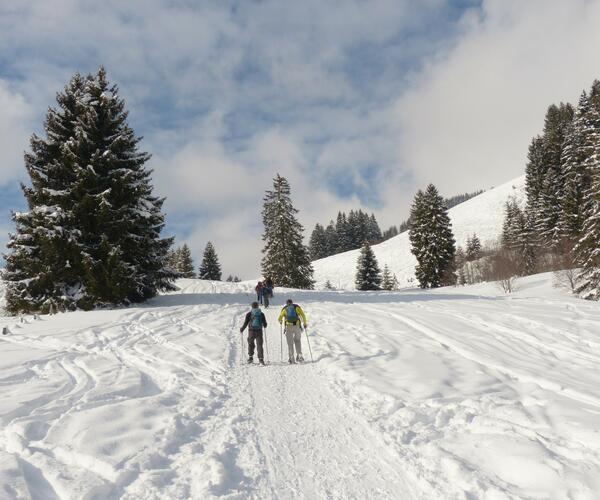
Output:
top-left (1, 274), bottom-right (600, 499)
top-left (312, 176), bottom-right (526, 290)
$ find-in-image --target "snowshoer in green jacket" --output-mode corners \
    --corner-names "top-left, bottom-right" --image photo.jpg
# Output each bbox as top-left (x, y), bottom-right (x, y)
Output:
top-left (240, 302), bottom-right (267, 365)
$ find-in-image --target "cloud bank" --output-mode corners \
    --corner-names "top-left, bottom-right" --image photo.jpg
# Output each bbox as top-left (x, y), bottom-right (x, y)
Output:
top-left (1, 0), bottom-right (600, 277)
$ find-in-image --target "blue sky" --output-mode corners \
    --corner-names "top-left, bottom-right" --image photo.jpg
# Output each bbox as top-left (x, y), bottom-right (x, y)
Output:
top-left (1, 0), bottom-right (600, 276)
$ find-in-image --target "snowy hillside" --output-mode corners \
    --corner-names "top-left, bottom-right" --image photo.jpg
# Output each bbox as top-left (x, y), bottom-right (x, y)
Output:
top-left (313, 176), bottom-right (526, 289)
top-left (1, 274), bottom-right (600, 498)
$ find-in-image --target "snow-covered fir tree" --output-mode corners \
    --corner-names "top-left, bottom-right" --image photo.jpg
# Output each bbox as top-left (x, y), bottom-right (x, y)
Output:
top-left (324, 220), bottom-right (337, 257)
top-left (309, 223), bottom-right (329, 260)
top-left (199, 242), bottom-right (222, 280)
top-left (368, 214), bottom-right (382, 243)
top-left (355, 241), bottom-right (382, 291)
top-left (4, 68), bottom-right (176, 314)
top-left (177, 244), bottom-right (196, 278)
top-left (382, 225), bottom-right (399, 241)
top-left (381, 264), bottom-right (395, 290)
top-left (501, 200), bottom-right (537, 276)
top-left (335, 212), bottom-right (352, 253)
top-left (261, 174), bottom-right (314, 289)
top-left (166, 248), bottom-right (180, 271)
top-left (574, 82), bottom-right (600, 300)
top-left (408, 184), bottom-right (456, 288)
top-left (525, 103), bottom-right (573, 247)
top-left (560, 86), bottom-right (599, 244)
top-left (465, 233), bottom-right (482, 262)
top-left (501, 198), bottom-right (521, 249)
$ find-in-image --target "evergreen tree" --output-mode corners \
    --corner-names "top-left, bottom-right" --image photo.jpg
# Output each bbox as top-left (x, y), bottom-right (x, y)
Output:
top-left (465, 233), bottom-right (482, 262)
top-left (368, 214), bottom-right (382, 243)
top-left (560, 86), bottom-right (599, 243)
top-left (178, 244), bottom-right (196, 278)
top-left (4, 68), bottom-right (175, 314)
top-left (501, 198), bottom-right (521, 249)
top-left (408, 184), bottom-right (456, 288)
top-left (324, 220), bottom-right (337, 257)
top-left (574, 83), bottom-right (600, 299)
top-left (335, 212), bottom-right (352, 253)
top-left (524, 103), bottom-right (573, 247)
top-left (199, 242), bottom-right (222, 280)
top-left (309, 223), bottom-right (328, 260)
top-left (355, 241), bottom-right (382, 290)
top-left (166, 248), bottom-right (179, 271)
top-left (382, 225), bottom-right (399, 241)
top-left (261, 174), bottom-right (314, 289)
top-left (381, 264), bottom-right (394, 290)
top-left (501, 200), bottom-right (537, 275)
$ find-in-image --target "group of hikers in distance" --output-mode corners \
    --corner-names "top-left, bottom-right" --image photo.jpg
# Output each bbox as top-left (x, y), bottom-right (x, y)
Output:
top-left (240, 295), bottom-right (308, 366)
top-left (255, 278), bottom-right (274, 308)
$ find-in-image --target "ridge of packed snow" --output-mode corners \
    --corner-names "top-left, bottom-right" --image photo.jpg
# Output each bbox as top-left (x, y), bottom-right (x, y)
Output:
top-left (312, 175), bottom-right (526, 290)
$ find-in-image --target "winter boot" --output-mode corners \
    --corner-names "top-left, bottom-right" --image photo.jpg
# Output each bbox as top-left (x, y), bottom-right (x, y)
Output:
top-left (288, 358), bottom-right (295, 364)
top-left (247, 357), bottom-right (253, 364)
top-left (259, 358), bottom-right (265, 366)
top-left (296, 355), bottom-right (304, 363)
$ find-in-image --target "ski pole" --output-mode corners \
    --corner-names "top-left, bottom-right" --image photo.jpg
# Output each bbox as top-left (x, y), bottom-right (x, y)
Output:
top-left (280, 323), bottom-right (283, 362)
top-left (240, 331), bottom-right (244, 366)
top-left (304, 327), bottom-right (314, 363)
top-left (264, 326), bottom-right (269, 364)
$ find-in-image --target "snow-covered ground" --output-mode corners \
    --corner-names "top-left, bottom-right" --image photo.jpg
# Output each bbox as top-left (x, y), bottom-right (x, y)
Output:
top-left (1, 274), bottom-right (600, 499)
top-left (313, 176), bottom-right (526, 289)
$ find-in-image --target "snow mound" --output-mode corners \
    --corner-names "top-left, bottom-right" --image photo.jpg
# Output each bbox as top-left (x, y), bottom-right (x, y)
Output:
top-left (313, 175), bottom-right (526, 289)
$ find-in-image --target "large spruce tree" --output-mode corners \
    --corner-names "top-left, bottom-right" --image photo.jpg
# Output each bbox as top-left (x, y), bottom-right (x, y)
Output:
top-left (199, 242), bottom-right (222, 280)
top-left (408, 184), bottom-right (456, 288)
top-left (261, 174), bottom-right (314, 289)
top-left (4, 68), bottom-right (176, 314)
top-left (355, 241), bottom-right (382, 291)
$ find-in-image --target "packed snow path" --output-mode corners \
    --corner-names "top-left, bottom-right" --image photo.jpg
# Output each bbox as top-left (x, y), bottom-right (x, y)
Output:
top-left (1, 275), bottom-right (600, 499)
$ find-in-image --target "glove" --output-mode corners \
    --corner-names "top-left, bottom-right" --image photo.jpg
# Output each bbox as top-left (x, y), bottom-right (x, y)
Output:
top-left (239, 328), bottom-right (243, 333)
top-left (303, 324), bottom-right (307, 329)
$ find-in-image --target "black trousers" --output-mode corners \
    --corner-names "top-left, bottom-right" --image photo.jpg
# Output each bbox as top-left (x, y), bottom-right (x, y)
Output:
top-left (247, 329), bottom-right (264, 359)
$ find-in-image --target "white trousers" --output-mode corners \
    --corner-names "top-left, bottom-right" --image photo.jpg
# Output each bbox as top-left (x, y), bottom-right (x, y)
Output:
top-left (285, 323), bottom-right (303, 358)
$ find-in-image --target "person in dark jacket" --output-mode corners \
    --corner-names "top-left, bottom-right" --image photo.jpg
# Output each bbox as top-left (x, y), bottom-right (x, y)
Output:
top-left (255, 281), bottom-right (264, 304)
top-left (240, 302), bottom-right (268, 365)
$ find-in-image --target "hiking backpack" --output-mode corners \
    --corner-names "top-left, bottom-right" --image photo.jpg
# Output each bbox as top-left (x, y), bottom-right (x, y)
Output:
top-left (250, 308), bottom-right (262, 329)
top-left (285, 304), bottom-right (299, 323)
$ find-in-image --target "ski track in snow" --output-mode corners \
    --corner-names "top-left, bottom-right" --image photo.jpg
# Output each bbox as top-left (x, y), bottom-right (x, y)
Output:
top-left (1, 276), bottom-right (600, 499)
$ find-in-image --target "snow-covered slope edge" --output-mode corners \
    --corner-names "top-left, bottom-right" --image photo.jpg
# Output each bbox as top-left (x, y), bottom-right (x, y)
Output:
top-left (313, 175), bottom-right (526, 290)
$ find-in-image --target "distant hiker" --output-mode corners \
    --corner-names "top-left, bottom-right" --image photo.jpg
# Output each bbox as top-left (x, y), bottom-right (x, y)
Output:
top-left (265, 276), bottom-right (274, 289)
top-left (262, 284), bottom-right (273, 308)
top-left (278, 299), bottom-right (307, 364)
top-left (240, 302), bottom-right (267, 365)
top-left (255, 281), bottom-right (264, 304)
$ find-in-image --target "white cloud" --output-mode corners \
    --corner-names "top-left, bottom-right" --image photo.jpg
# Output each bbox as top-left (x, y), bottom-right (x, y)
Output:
top-left (3, 0), bottom-right (600, 277)
top-left (390, 0), bottom-right (600, 197)
top-left (0, 81), bottom-right (32, 185)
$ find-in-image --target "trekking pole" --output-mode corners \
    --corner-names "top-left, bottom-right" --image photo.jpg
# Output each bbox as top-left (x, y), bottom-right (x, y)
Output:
top-left (280, 323), bottom-right (283, 362)
top-left (264, 326), bottom-right (269, 364)
top-left (304, 327), bottom-right (314, 363)
top-left (240, 331), bottom-right (244, 366)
